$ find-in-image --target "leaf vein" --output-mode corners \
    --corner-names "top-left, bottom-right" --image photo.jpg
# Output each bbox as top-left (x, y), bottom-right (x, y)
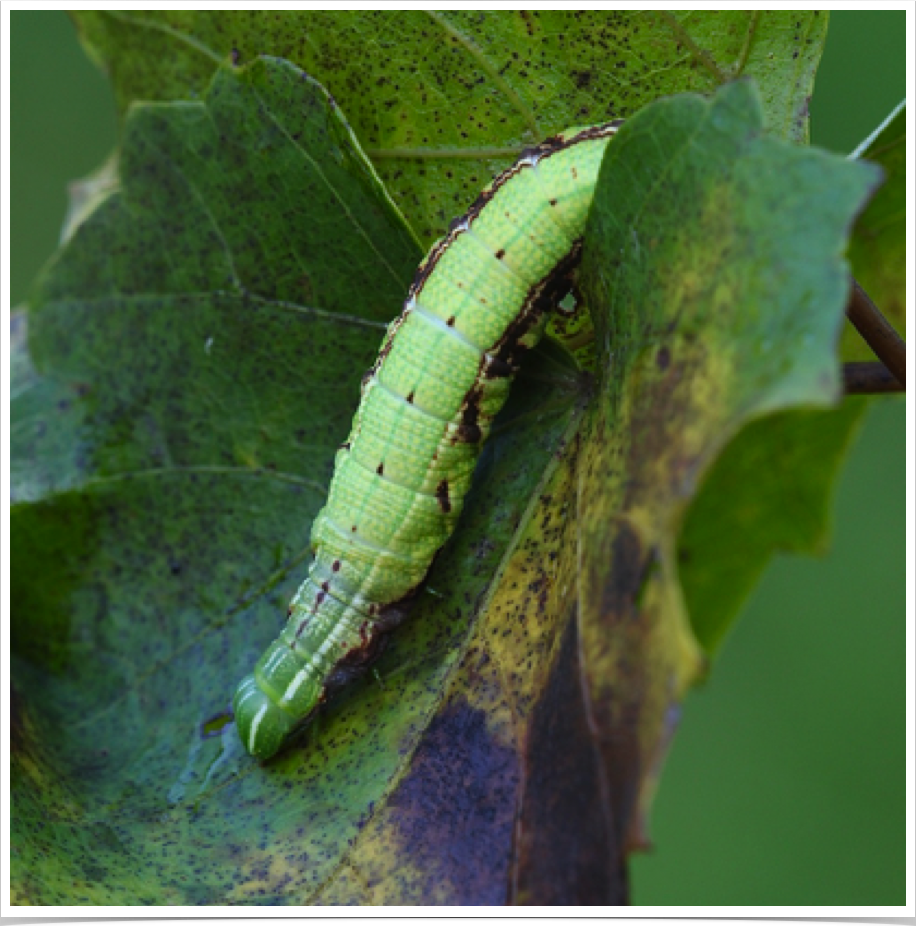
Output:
top-left (249, 82), bottom-right (408, 291)
top-left (423, 10), bottom-right (541, 138)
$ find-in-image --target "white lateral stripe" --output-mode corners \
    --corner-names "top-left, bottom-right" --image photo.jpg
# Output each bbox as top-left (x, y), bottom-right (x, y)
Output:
top-left (411, 300), bottom-right (486, 355)
top-left (283, 623), bottom-right (345, 703)
top-left (347, 443), bottom-right (444, 500)
top-left (283, 665), bottom-right (312, 703)
top-left (320, 510), bottom-right (418, 560)
top-left (247, 703), bottom-right (269, 754)
top-left (371, 373), bottom-right (452, 423)
top-left (462, 225), bottom-right (529, 288)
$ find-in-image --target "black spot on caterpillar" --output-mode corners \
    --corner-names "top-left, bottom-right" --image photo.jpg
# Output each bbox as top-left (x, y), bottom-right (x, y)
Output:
top-left (435, 479), bottom-right (451, 514)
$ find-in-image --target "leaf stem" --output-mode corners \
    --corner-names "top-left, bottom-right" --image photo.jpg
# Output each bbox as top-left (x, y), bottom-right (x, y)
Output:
top-left (732, 10), bottom-right (761, 77)
top-left (843, 362), bottom-right (903, 395)
top-left (846, 279), bottom-right (906, 387)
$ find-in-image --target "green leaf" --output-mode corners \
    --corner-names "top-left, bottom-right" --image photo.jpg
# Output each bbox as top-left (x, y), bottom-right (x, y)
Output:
top-left (11, 63), bottom-right (876, 903)
top-left (843, 99), bottom-right (906, 358)
top-left (10, 55), bottom-right (597, 906)
top-left (72, 10), bottom-right (829, 243)
top-left (576, 79), bottom-right (878, 830)
top-left (676, 402), bottom-right (868, 652)
top-left (10, 57), bottom-right (430, 905)
top-left (678, 97), bottom-right (903, 653)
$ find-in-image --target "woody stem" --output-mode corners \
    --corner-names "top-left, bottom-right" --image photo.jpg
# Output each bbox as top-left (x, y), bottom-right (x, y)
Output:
top-left (845, 280), bottom-right (906, 388)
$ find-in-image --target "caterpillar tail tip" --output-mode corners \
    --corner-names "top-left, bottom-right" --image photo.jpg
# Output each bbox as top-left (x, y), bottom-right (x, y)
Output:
top-left (232, 674), bottom-right (297, 761)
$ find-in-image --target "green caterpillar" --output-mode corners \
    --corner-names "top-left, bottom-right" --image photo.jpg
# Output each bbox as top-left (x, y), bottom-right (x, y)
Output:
top-left (233, 119), bottom-right (622, 759)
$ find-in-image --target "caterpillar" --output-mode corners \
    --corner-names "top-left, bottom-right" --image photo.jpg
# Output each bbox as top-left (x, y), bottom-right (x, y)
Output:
top-left (233, 119), bottom-right (622, 759)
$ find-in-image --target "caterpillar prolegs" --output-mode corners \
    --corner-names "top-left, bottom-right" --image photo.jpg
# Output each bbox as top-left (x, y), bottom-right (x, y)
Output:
top-left (233, 119), bottom-right (622, 759)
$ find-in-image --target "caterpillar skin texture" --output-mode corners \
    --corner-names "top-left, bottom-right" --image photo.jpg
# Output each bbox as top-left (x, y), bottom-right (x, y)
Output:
top-left (233, 120), bottom-right (622, 759)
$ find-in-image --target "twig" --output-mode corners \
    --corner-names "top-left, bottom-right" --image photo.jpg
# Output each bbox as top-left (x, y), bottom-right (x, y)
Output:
top-left (846, 280), bottom-right (906, 387)
top-left (843, 362), bottom-right (904, 395)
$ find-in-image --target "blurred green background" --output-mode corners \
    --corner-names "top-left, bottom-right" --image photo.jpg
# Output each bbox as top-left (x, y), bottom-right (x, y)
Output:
top-left (10, 11), bottom-right (905, 905)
